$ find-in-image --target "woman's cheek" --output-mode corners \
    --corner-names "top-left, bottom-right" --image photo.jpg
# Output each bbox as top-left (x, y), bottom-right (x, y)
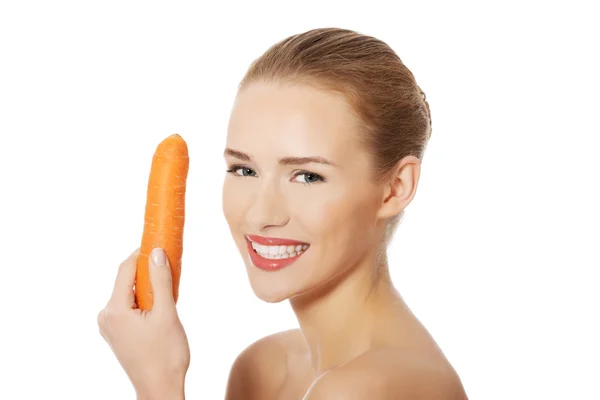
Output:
top-left (302, 188), bottom-right (351, 233)
top-left (222, 180), bottom-right (244, 222)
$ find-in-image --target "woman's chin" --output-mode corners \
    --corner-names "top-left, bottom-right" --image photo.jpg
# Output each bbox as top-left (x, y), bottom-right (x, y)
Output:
top-left (251, 287), bottom-right (291, 303)
top-left (243, 258), bottom-right (321, 304)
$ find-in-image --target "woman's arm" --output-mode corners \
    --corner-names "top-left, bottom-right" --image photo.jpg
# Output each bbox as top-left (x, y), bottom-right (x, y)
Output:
top-left (137, 385), bottom-right (185, 400)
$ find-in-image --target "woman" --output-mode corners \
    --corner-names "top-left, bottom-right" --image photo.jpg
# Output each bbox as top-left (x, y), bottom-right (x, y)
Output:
top-left (98, 27), bottom-right (468, 399)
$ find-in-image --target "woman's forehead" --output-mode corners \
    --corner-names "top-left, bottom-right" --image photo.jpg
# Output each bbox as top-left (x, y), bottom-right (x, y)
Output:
top-left (227, 82), bottom-right (363, 154)
top-left (230, 82), bottom-right (358, 130)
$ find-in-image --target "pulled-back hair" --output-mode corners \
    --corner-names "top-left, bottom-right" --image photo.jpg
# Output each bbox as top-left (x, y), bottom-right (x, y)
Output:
top-left (239, 27), bottom-right (432, 245)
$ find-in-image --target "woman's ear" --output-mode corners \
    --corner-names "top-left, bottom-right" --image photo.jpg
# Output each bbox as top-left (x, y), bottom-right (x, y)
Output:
top-left (376, 155), bottom-right (421, 220)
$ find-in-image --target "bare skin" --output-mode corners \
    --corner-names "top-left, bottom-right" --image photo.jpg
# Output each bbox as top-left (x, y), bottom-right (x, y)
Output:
top-left (98, 248), bottom-right (189, 400)
top-left (98, 80), bottom-right (467, 399)
top-left (226, 293), bottom-right (467, 399)
top-left (222, 81), bottom-right (468, 399)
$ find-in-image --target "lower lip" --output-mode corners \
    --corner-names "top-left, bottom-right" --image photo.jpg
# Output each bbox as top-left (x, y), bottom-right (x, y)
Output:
top-left (246, 239), bottom-right (307, 272)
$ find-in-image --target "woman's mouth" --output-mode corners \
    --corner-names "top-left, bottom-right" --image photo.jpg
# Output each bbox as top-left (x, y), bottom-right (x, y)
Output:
top-left (245, 235), bottom-right (310, 271)
top-left (251, 242), bottom-right (309, 259)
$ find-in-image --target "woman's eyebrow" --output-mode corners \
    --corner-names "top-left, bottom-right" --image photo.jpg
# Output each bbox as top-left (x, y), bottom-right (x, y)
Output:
top-left (224, 148), bottom-right (339, 167)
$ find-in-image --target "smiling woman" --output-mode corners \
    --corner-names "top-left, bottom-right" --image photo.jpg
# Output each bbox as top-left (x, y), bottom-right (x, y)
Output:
top-left (220, 28), bottom-right (467, 399)
top-left (97, 26), bottom-right (467, 400)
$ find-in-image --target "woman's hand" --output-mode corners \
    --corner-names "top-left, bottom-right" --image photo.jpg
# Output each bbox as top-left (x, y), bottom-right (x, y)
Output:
top-left (98, 248), bottom-right (190, 400)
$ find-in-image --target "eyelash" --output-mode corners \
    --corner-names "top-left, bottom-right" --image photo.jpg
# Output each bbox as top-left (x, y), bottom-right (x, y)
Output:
top-left (225, 164), bottom-right (326, 185)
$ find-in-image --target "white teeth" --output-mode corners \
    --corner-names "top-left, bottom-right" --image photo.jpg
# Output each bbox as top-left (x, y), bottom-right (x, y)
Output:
top-left (250, 240), bottom-right (309, 259)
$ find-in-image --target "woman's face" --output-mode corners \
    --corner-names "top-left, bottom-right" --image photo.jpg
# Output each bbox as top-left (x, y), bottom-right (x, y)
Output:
top-left (222, 81), bottom-right (384, 303)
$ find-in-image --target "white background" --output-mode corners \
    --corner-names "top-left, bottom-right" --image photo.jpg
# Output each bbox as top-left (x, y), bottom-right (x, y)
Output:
top-left (1, 1), bottom-right (598, 399)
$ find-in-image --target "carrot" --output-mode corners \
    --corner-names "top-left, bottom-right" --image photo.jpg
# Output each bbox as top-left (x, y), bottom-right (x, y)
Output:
top-left (135, 133), bottom-right (189, 310)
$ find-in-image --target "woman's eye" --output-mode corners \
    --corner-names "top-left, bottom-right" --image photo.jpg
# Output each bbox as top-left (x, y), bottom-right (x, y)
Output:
top-left (227, 166), bottom-right (256, 177)
top-left (227, 165), bottom-right (324, 184)
top-left (293, 171), bottom-right (324, 184)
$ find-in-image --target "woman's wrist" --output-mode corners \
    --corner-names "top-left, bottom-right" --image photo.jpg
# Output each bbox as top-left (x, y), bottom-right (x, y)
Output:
top-left (136, 380), bottom-right (185, 400)
top-left (137, 389), bottom-right (185, 400)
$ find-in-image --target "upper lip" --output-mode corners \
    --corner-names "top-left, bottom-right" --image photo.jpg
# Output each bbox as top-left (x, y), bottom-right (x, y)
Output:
top-left (246, 234), bottom-right (309, 246)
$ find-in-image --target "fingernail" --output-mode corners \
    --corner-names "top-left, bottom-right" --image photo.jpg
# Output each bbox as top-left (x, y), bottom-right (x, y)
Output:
top-left (151, 247), bottom-right (166, 267)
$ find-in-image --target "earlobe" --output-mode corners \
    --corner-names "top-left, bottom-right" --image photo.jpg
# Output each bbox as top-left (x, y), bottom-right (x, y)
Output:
top-left (375, 156), bottom-right (421, 220)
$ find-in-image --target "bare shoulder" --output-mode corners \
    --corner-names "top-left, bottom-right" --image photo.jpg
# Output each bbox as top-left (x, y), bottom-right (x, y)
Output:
top-left (225, 329), bottom-right (304, 400)
top-left (304, 348), bottom-right (468, 400)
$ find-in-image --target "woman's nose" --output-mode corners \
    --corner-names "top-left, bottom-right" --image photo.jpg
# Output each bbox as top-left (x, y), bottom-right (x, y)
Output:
top-left (245, 179), bottom-right (290, 232)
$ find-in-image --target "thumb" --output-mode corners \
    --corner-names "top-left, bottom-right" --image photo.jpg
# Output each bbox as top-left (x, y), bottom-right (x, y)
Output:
top-left (148, 247), bottom-right (175, 312)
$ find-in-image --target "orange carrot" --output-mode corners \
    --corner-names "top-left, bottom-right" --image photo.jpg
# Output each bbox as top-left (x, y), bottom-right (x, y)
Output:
top-left (135, 133), bottom-right (189, 310)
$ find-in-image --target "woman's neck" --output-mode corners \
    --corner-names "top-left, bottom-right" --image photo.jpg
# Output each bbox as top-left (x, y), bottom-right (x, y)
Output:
top-left (289, 252), bottom-right (404, 374)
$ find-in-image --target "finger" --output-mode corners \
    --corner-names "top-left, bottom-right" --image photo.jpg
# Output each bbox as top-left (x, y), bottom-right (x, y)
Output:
top-left (109, 247), bottom-right (140, 309)
top-left (130, 288), bottom-right (137, 309)
top-left (148, 247), bottom-right (175, 314)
